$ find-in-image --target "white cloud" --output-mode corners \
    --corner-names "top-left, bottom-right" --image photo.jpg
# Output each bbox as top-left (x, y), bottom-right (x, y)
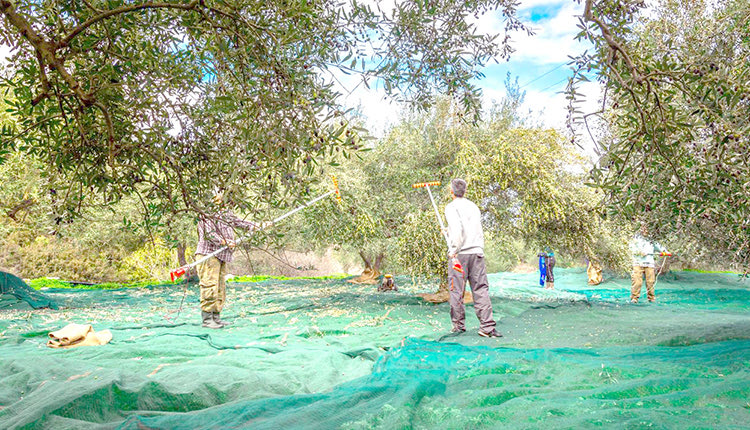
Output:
top-left (0, 43), bottom-right (12, 66)
top-left (516, 79), bottom-right (602, 128)
top-left (334, 0), bottom-right (601, 140)
top-left (518, 0), bottom-right (575, 7)
top-left (475, 1), bottom-right (586, 65)
top-left (341, 85), bottom-right (402, 137)
top-left (516, 79), bottom-right (605, 161)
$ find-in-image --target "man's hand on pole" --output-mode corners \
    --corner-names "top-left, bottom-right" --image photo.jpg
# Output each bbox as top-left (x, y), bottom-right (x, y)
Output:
top-left (220, 239), bottom-right (237, 249)
top-left (451, 257), bottom-right (464, 274)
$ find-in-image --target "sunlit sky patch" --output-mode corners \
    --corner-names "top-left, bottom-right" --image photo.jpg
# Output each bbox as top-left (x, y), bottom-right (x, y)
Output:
top-left (342, 0), bottom-right (603, 144)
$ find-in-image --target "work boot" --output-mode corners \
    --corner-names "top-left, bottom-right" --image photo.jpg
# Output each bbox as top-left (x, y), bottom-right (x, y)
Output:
top-left (201, 311), bottom-right (223, 329)
top-left (478, 329), bottom-right (503, 338)
top-left (213, 312), bottom-right (231, 327)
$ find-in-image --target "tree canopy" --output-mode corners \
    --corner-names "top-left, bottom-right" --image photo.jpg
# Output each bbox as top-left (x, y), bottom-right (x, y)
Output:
top-left (294, 91), bottom-right (634, 289)
top-left (0, 0), bottom-right (528, 230)
top-left (572, 0), bottom-right (750, 269)
top-left (5, 0), bottom-right (749, 280)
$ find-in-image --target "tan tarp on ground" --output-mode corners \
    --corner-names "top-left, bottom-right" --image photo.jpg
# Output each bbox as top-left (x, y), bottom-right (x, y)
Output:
top-left (587, 261), bottom-right (603, 285)
top-left (47, 323), bottom-right (112, 348)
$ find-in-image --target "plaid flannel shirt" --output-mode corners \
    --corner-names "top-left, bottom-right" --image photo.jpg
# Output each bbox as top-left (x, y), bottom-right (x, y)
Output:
top-left (196, 210), bottom-right (259, 263)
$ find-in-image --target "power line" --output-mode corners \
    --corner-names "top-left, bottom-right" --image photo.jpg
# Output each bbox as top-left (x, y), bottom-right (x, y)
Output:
top-left (538, 77), bottom-right (570, 93)
top-left (518, 62), bottom-right (568, 89)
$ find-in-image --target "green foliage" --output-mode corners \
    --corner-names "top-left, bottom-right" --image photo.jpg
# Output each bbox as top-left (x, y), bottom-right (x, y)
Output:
top-left (572, 0), bottom-right (750, 270)
top-left (293, 97), bottom-right (471, 277)
top-left (397, 211), bottom-right (446, 283)
top-left (0, 181), bottom-right (191, 282)
top-left (1, 88), bottom-right (197, 281)
top-left (0, 229), bottom-right (133, 282)
top-left (0, 94), bottom-right (51, 236)
top-left (121, 237), bottom-right (181, 281)
top-left (0, 0), bottom-right (528, 232)
top-left (583, 219), bottom-right (632, 274)
top-left (483, 231), bottom-right (527, 273)
top-left (294, 90), bottom-right (632, 280)
top-left (1, 86), bottom-right (636, 283)
top-left (468, 125), bottom-right (627, 269)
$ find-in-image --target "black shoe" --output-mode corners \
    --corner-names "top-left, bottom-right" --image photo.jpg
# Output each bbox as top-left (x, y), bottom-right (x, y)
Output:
top-left (451, 327), bottom-right (466, 334)
top-left (478, 329), bottom-right (503, 338)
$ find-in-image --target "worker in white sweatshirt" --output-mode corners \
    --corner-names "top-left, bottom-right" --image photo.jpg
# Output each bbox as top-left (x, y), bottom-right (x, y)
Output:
top-left (445, 178), bottom-right (502, 338)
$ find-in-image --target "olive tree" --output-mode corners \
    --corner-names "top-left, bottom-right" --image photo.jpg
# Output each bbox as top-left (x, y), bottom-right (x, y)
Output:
top-left (0, 0), bottom-right (529, 229)
top-left (571, 0), bottom-right (750, 270)
top-left (291, 98), bottom-right (463, 282)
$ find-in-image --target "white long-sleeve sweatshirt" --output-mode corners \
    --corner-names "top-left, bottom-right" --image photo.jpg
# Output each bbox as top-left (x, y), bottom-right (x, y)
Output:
top-left (445, 197), bottom-right (484, 256)
top-left (629, 235), bottom-right (667, 268)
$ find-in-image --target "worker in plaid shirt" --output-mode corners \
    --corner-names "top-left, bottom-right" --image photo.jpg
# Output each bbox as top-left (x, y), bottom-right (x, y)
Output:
top-left (195, 191), bottom-right (266, 329)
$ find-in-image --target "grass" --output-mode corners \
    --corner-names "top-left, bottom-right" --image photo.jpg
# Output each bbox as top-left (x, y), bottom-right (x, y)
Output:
top-left (681, 268), bottom-right (747, 275)
top-left (26, 274), bottom-right (351, 290)
top-left (26, 278), bottom-right (181, 290)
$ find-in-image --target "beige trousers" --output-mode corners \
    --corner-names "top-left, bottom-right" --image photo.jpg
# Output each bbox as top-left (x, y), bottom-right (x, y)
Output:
top-left (631, 265), bottom-right (656, 302)
top-left (196, 255), bottom-right (228, 312)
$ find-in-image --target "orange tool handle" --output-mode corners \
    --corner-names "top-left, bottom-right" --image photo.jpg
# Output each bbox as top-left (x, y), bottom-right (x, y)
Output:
top-left (412, 181), bottom-right (441, 189)
top-left (331, 175), bottom-right (342, 203)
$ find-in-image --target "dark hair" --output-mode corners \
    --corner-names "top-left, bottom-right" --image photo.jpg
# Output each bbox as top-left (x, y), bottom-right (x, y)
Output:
top-left (451, 178), bottom-right (467, 198)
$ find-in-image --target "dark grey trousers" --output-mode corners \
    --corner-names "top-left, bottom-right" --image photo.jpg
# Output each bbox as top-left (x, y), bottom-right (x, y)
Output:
top-left (448, 253), bottom-right (496, 333)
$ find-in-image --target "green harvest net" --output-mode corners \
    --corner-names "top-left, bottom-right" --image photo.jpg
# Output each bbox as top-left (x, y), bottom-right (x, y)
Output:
top-left (1, 268), bottom-right (749, 429)
top-left (0, 271), bottom-right (58, 310)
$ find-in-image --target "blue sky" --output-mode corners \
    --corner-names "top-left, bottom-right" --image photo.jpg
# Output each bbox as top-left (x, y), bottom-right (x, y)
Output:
top-left (476, 0), bottom-right (595, 126)
top-left (339, 0), bottom-right (602, 138)
top-left (525, 2), bottom-right (567, 21)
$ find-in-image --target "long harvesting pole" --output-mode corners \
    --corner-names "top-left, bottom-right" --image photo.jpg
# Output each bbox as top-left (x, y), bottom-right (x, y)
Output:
top-left (412, 181), bottom-right (463, 273)
top-left (170, 176), bottom-right (342, 281)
